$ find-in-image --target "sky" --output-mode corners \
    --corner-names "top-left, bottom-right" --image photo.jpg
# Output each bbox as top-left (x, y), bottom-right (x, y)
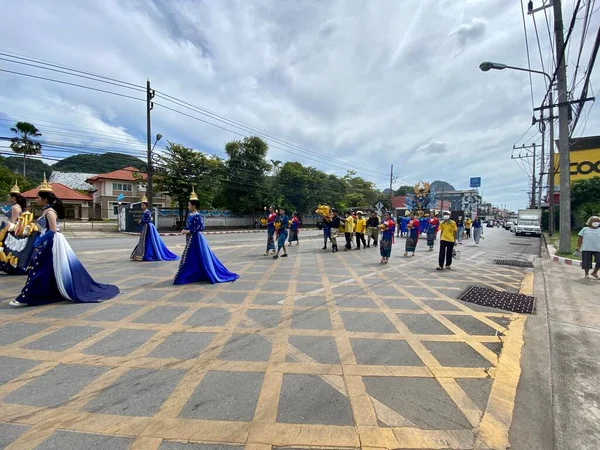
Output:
top-left (0, 0), bottom-right (598, 211)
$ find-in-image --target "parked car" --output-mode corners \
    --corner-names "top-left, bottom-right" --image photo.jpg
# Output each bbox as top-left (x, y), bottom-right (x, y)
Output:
top-left (486, 219), bottom-right (494, 228)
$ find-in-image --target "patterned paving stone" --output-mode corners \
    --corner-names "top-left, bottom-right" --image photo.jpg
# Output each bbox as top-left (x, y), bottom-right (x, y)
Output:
top-left (218, 334), bottom-right (272, 361)
top-left (23, 326), bottom-right (102, 352)
top-left (180, 371), bottom-right (264, 421)
top-left (4, 364), bottom-right (108, 407)
top-left (86, 304), bottom-right (145, 321)
top-left (184, 307), bottom-right (231, 327)
top-left (83, 329), bottom-right (156, 356)
top-left (0, 421), bottom-right (30, 448)
top-left (423, 342), bottom-right (493, 368)
top-left (35, 430), bottom-right (134, 450)
top-left (340, 311), bottom-right (398, 333)
top-left (148, 332), bottom-right (215, 359)
top-left (287, 335), bottom-right (341, 364)
top-left (291, 309), bottom-right (333, 330)
top-left (0, 322), bottom-right (50, 346)
top-left (0, 356), bottom-right (40, 384)
top-left (350, 338), bottom-right (424, 366)
top-left (84, 368), bottom-right (185, 416)
top-left (398, 313), bottom-right (455, 335)
top-left (133, 305), bottom-right (189, 324)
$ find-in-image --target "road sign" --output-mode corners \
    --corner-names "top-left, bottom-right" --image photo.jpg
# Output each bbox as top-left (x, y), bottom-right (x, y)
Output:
top-left (375, 201), bottom-right (383, 210)
top-left (470, 177), bottom-right (481, 188)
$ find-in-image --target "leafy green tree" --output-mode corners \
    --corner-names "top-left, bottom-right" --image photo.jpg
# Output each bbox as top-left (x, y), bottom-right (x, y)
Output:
top-left (571, 176), bottom-right (600, 211)
top-left (0, 156), bottom-right (52, 184)
top-left (155, 142), bottom-right (224, 222)
top-left (0, 165), bottom-right (35, 200)
top-left (10, 122), bottom-right (42, 177)
top-left (52, 152), bottom-right (145, 173)
top-left (394, 185), bottom-right (413, 196)
top-left (223, 136), bottom-right (271, 214)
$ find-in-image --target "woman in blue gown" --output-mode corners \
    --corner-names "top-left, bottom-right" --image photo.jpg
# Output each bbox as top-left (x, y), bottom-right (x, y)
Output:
top-left (9, 184), bottom-right (119, 307)
top-left (130, 198), bottom-right (178, 261)
top-left (173, 190), bottom-right (239, 285)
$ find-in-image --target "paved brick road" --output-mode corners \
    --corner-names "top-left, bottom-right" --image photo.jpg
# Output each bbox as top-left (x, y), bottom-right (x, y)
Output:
top-left (0, 229), bottom-right (537, 449)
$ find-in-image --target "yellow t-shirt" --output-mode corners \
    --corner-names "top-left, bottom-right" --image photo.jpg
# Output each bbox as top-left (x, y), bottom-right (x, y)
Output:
top-left (344, 216), bottom-right (354, 233)
top-left (465, 219), bottom-right (472, 229)
top-left (439, 220), bottom-right (458, 242)
top-left (355, 217), bottom-right (366, 233)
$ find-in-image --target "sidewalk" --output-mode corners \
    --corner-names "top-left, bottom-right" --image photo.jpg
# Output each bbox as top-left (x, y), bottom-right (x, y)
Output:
top-left (510, 256), bottom-right (600, 450)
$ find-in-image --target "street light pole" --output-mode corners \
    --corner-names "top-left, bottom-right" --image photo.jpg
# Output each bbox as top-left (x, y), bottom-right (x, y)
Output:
top-left (146, 80), bottom-right (156, 211)
top-left (548, 90), bottom-right (555, 236)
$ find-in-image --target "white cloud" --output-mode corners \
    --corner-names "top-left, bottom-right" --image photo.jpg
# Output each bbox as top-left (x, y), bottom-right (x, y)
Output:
top-left (0, 0), bottom-right (598, 211)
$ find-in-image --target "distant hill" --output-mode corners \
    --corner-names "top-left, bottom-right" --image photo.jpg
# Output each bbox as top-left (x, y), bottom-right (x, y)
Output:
top-left (430, 180), bottom-right (456, 193)
top-left (0, 156), bottom-right (52, 184)
top-left (52, 152), bottom-right (145, 173)
top-left (0, 164), bottom-right (35, 199)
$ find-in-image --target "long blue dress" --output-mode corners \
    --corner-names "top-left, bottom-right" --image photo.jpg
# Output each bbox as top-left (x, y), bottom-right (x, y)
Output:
top-left (173, 212), bottom-right (239, 285)
top-left (130, 210), bottom-right (178, 261)
top-left (15, 209), bottom-right (119, 306)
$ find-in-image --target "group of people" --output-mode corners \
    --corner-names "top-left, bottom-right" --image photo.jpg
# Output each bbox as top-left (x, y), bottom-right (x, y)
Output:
top-left (1, 181), bottom-right (239, 308)
top-left (456, 215), bottom-right (484, 246)
top-left (262, 206), bottom-right (301, 259)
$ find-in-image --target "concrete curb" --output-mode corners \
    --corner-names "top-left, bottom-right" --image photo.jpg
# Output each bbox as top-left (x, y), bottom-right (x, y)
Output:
top-left (123, 230), bottom-right (267, 237)
top-left (551, 255), bottom-right (583, 267)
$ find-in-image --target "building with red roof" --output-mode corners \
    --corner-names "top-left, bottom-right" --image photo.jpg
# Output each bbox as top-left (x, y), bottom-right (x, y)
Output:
top-left (85, 166), bottom-right (169, 219)
top-left (21, 183), bottom-right (93, 220)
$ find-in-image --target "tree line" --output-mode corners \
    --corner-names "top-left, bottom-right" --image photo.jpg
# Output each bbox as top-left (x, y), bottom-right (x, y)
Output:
top-left (154, 136), bottom-right (390, 217)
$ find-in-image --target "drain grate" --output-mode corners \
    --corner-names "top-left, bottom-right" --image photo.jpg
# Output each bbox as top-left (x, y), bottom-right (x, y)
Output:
top-left (509, 242), bottom-right (532, 246)
top-left (493, 259), bottom-right (534, 268)
top-left (458, 286), bottom-right (535, 314)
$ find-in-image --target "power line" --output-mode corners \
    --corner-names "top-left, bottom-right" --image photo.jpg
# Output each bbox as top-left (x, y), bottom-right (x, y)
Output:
top-left (0, 69), bottom-right (145, 102)
top-left (521, 0), bottom-right (537, 110)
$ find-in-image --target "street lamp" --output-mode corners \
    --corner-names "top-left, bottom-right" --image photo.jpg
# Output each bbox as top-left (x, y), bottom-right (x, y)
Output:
top-left (146, 133), bottom-right (162, 211)
top-left (479, 60), bottom-right (560, 239)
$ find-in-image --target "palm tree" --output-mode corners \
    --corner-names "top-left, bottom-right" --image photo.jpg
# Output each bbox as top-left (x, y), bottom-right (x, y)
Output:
top-left (10, 122), bottom-right (42, 177)
top-left (270, 159), bottom-right (282, 176)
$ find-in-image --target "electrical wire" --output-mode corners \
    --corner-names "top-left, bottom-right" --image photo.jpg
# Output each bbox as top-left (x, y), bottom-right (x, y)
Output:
top-left (521, 0), bottom-right (537, 110)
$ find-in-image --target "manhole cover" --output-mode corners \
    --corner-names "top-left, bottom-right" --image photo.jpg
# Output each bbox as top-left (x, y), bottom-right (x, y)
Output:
top-left (493, 259), bottom-right (534, 268)
top-left (458, 286), bottom-right (535, 314)
top-left (509, 242), bottom-right (532, 246)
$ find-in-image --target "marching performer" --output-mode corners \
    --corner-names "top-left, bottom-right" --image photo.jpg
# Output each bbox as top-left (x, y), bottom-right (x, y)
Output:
top-left (379, 211), bottom-right (396, 264)
top-left (1, 181), bottom-right (40, 275)
top-left (288, 212), bottom-right (300, 246)
top-left (273, 208), bottom-right (289, 259)
top-left (10, 179), bottom-right (119, 306)
top-left (130, 196), bottom-right (178, 261)
top-left (263, 206), bottom-right (277, 256)
top-left (173, 188), bottom-right (239, 285)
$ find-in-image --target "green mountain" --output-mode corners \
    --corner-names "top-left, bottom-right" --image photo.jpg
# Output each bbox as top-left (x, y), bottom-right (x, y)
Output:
top-left (52, 152), bottom-right (145, 173)
top-left (0, 156), bottom-right (52, 184)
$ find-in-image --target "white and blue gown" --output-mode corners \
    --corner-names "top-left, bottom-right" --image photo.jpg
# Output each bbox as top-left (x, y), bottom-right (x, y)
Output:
top-left (130, 210), bottom-right (178, 261)
top-left (15, 210), bottom-right (119, 305)
top-left (173, 212), bottom-right (239, 285)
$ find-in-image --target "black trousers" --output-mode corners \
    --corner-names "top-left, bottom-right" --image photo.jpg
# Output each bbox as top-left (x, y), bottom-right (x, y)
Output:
top-left (438, 240), bottom-right (454, 267)
top-left (465, 228), bottom-right (471, 239)
top-left (345, 232), bottom-right (352, 249)
top-left (356, 232), bottom-right (366, 249)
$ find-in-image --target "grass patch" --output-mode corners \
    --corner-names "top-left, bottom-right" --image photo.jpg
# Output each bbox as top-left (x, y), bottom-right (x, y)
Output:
top-left (544, 232), bottom-right (581, 260)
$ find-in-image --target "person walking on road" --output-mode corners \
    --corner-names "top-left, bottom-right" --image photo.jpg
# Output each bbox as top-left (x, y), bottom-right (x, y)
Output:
top-left (576, 216), bottom-right (600, 278)
top-left (437, 213), bottom-right (458, 271)
top-left (273, 208), bottom-right (289, 259)
top-left (322, 214), bottom-right (331, 250)
top-left (404, 213), bottom-right (420, 257)
top-left (464, 217), bottom-right (472, 240)
top-left (288, 212), bottom-right (300, 246)
top-left (379, 211), bottom-right (396, 263)
top-left (329, 209), bottom-right (341, 253)
top-left (472, 216), bottom-right (483, 246)
top-left (366, 211), bottom-right (379, 248)
top-left (456, 216), bottom-right (464, 245)
top-left (354, 211), bottom-right (367, 249)
top-left (426, 211), bottom-right (440, 251)
top-left (263, 206), bottom-right (277, 256)
top-left (343, 211), bottom-right (354, 251)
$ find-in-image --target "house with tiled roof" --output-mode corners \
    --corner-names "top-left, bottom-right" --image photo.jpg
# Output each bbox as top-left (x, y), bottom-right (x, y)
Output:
top-left (21, 183), bottom-right (93, 220)
top-left (85, 166), bottom-right (169, 219)
top-left (49, 171), bottom-right (95, 191)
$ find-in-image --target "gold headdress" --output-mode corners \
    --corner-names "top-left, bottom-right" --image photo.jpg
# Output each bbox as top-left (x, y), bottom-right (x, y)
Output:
top-left (38, 173), bottom-right (53, 193)
top-left (9, 180), bottom-right (20, 194)
top-left (189, 186), bottom-right (198, 201)
top-left (141, 194), bottom-right (148, 203)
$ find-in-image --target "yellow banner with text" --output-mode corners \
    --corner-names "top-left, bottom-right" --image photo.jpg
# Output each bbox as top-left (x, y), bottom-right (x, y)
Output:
top-left (553, 148), bottom-right (600, 184)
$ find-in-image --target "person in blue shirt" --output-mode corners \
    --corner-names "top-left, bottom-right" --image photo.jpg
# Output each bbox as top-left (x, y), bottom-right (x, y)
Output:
top-left (274, 208), bottom-right (290, 259)
top-left (472, 217), bottom-right (483, 246)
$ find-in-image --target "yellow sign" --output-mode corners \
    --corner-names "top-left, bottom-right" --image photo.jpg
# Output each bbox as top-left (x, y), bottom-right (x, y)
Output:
top-left (554, 148), bottom-right (600, 184)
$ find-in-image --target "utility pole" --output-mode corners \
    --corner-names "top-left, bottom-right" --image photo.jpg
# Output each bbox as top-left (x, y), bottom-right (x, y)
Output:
top-left (554, 0), bottom-right (572, 253)
top-left (548, 90), bottom-right (556, 236)
top-left (146, 80), bottom-right (155, 211)
top-left (389, 164), bottom-right (393, 213)
top-left (512, 144), bottom-right (536, 208)
top-left (538, 111), bottom-right (545, 211)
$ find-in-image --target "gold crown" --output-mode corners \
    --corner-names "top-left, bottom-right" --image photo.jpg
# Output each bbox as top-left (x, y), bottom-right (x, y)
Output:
top-left (38, 173), bottom-right (53, 192)
top-left (189, 186), bottom-right (198, 201)
top-left (141, 195), bottom-right (148, 203)
top-left (10, 180), bottom-right (20, 194)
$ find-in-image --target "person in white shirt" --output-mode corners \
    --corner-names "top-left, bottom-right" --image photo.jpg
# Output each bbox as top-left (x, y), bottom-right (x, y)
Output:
top-left (576, 216), bottom-right (600, 278)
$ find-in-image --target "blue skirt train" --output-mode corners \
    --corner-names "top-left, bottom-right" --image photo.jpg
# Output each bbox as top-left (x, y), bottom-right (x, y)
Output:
top-left (131, 223), bottom-right (178, 261)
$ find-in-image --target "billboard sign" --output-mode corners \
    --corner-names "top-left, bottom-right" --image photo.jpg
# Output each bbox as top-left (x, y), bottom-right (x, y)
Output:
top-left (554, 148), bottom-right (600, 185)
top-left (470, 177), bottom-right (481, 188)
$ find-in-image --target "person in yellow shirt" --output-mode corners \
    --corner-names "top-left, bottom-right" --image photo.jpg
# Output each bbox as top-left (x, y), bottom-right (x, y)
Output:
top-left (354, 211), bottom-right (367, 249)
top-left (437, 213), bottom-right (458, 270)
top-left (464, 217), bottom-right (472, 240)
top-left (343, 211), bottom-right (354, 250)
